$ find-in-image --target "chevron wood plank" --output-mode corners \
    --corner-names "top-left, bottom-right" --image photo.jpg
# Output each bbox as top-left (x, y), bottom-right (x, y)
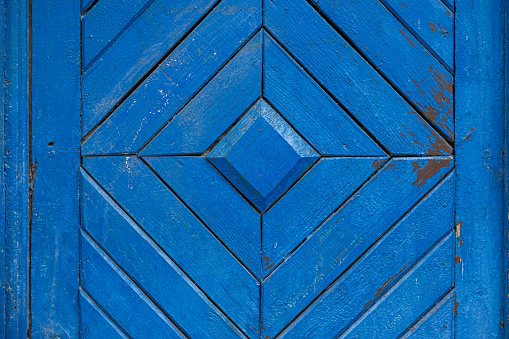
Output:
top-left (380, 0), bottom-right (454, 71)
top-left (82, 0), bottom-right (219, 135)
top-left (82, 0), bottom-right (154, 69)
top-left (82, 156), bottom-right (260, 339)
top-left (440, 0), bottom-right (453, 12)
top-left (265, 0), bottom-right (452, 156)
top-left (312, 0), bottom-right (454, 140)
top-left (82, 0), bottom-right (96, 13)
top-left (80, 231), bottom-right (186, 339)
top-left (81, 170), bottom-right (246, 338)
top-left (278, 172), bottom-right (454, 338)
top-left (144, 157), bottom-right (261, 277)
top-left (340, 233), bottom-right (454, 339)
top-left (261, 157), bottom-right (453, 337)
top-left (262, 157), bottom-right (387, 278)
top-left (140, 32), bottom-right (262, 156)
top-left (401, 291), bottom-right (455, 339)
top-left (263, 33), bottom-right (387, 156)
top-left (82, 0), bottom-right (262, 155)
top-left (80, 289), bottom-right (129, 339)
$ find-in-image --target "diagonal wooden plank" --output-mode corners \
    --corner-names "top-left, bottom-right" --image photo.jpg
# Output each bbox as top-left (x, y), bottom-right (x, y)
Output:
top-left (82, 0), bottom-right (155, 70)
top-left (82, 0), bottom-right (220, 135)
top-left (144, 157), bottom-right (261, 278)
top-left (140, 31), bottom-right (262, 156)
top-left (80, 289), bottom-right (129, 339)
top-left (263, 33), bottom-right (387, 157)
top-left (310, 0), bottom-right (454, 140)
top-left (261, 157), bottom-right (453, 337)
top-left (82, 0), bottom-right (97, 13)
top-left (262, 157), bottom-right (388, 278)
top-left (401, 291), bottom-right (455, 338)
top-left (82, 0), bottom-right (262, 154)
top-left (379, 0), bottom-right (454, 71)
top-left (80, 231), bottom-right (187, 339)
top-left (82, 156), bottom-right (260, 339)
top-left (81, 169), bottom-right (247, 338)
top-left (265, 1), bottom-right (452, 156)
top-left (440, 0), bottom-right (453, 12)
top-left (277, 172), bottom-right (454, 338)
top-left (339, 232), bottom-right (454, 339)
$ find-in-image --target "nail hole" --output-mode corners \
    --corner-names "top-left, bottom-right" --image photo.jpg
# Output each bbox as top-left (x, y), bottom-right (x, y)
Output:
top-left (48, 142), bottom-right (54, 147)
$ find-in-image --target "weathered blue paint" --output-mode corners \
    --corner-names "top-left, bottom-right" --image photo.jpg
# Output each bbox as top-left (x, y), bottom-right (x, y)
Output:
top-left (82, 0), bottom-right (155, 70)
top-left (279, 173), bottom-right (454, 338)
top-left (506, 0), bottom-right (509, 336)
top-left (3, 0), bottom-right (30, 337)
top-left (140, 31), bottom-right (263, 156)
top-left (312, 0), bottom-right (454, 140)
top-left (4, 0), bottom-right (508, 337)
top-left (261, 157), bottom-right (453, 337)
top-left (0, 0), bottom-right (5, 334)
top-left (380, 0), bottom-right (454, 72)
top-left (30, 0), bottom-right (81, 338)
top-left (265, 0), bottom-right (452, 156)
top-left (455, 0), bottom-right (507, 337)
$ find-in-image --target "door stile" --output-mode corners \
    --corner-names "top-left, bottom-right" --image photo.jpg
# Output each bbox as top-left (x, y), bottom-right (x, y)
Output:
top-left (455, 0), bottom-right (507, 337)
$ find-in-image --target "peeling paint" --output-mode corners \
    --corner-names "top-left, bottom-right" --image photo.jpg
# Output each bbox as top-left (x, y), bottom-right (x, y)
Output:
top-left (412, 158), bottom-right (452, 188)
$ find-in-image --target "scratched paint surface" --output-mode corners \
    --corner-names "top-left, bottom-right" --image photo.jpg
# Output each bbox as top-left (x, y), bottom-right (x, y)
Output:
top-left (79, 1), bottom-right (455, 338)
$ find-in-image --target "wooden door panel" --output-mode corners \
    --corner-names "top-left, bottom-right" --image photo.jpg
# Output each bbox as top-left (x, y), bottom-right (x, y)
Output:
top-left (21, 0), bottom-right (505, 337)
top-left (78, 0), bottom-right (457, 338)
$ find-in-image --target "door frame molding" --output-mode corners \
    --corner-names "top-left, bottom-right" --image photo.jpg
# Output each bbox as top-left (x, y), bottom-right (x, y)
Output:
top-left (455, 0), bottom-right (508, 337)
top-left (1, 0), bottom-right (507, 337)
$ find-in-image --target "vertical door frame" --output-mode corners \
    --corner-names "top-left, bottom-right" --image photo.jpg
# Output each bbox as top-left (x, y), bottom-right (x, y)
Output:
top-left (455, 0), bottom-right (508, 337)
top-left (1, 0), bottom-right (30, 337)
top-left (1, 0), bottom-right (507, 337)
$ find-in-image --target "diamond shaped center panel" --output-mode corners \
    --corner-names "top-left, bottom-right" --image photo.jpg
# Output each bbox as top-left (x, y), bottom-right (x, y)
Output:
top-left (208, 99), bottom-right (319, 212)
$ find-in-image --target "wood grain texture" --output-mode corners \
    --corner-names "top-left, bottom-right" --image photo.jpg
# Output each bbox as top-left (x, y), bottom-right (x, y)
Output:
top-left (82, 0), bottom-right (262, 154)
top-left (80, 289), bottom-right (129, 339)
top-left (82, 0), bottom-right (154, 69)
top-left (312, 0), bottom-right (454, 140)
top-left (0, 0), bottom-right (5, 334)
top-left (279, 172), bottom-right (454, 338)
top-left (82, 0), bottom-right (219, 135)
top-left (81, 231), bottom-right (186, 338)
top-left (141, 31), bottom-right (262, 156)
top-left (340, 232), bottom-right (454, 339)
top-left (3, 0), bottom-right (30, 336)
top-left (262, 157), bottom-right (387, 277)
top-left (265, 0), bottom-right (452, 156)
top-left (401, 291), bottom-right (455, 339)
top-left (82, 156), bottom-right (260, 338)
top-left (145, 157), bottom-right (261, 278)
top-left (30, 1), bottom-right (81, 338)
top-left (263, 33), bottom-right (386, 156)
top-left (81, 169), bottom-right (245, 338)
top-left (380, 0), bottom-right (454, 71)
top-left (261, 157), bottom-right (453, 337)
top-left (455, 0), bottom-right (506, 337)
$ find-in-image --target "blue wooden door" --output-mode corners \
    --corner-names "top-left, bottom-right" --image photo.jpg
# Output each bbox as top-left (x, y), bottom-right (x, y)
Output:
top-left (18, 0), bottom-right (507, 338)
top-left (78, 1), bottom-right (455, 338)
